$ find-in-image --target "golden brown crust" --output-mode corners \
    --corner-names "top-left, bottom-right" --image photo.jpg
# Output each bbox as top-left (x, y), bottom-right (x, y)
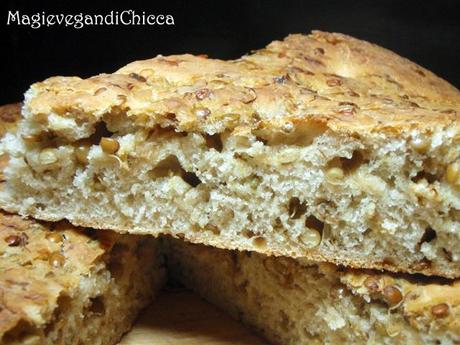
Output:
top-left (0, 104), bottom-right (21, 137)
top-left (341, 268), bottom-right (460, 335)
top-left (0, 214), bottom-right (114, 335)
top-left (24, 31), bottom-right (460, 139)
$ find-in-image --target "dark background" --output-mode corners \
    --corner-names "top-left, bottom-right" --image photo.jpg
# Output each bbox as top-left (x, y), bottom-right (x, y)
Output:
top-left (1, 0), bottom-right (459, 103)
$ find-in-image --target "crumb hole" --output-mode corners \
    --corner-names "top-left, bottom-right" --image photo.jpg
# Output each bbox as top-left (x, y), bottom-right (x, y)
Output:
top-left (243, 229), bottom-right (256, 238)
top-left (110, 242), bottom-right (129, 259)
top-left (305, 215), bottom-right (324, 233)
top-left (148, 125), bottom-right (187, 139)
top-left (442, 248), bottom-right (453, 262)
top-left (108, 261), bottom-right (123, 279)
top-left (253, 236), bottom-right (267, 248)
top-left (150, 155), bottom-right (184, 178)
top-left (3, 320), bottom-right (39, 343)
top-left (255, 136), bottom-right (268, 145)
top-left (205, 224), bottom-right (220, 235)
top-left (419, 227), bottom-right (437, 246)
top-left (204, 133), bottom-right (223, 152)
top-left (88, 296), bottom-right (106, 316)
top-left (44, 294), bottom-right (72, 335)
top-left (182, 171), bottom-right (202, 187)
top-left (340, 150), bottom-right (365, 174)
top-left (88, 122), bottom-right (113, 145)
top-left (288, 197), bottom-right (307, 219)
top-left (254, 121), bottom-right (327, 146)
top-left (411, 171), bottom-right (438, 184)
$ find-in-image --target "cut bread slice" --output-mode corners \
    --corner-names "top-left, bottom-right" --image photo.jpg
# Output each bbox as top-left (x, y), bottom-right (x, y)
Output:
top-left (0, 104), bottom-right (167, 345)
top-left (166, 238), bottom-right (460, 345)
top-left (0, 214), bottom-right (166, 345)
top-left (2, 31), bottom-right (460, 277)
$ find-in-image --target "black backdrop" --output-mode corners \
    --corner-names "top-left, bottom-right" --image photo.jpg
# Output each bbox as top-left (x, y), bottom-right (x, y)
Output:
top-left (1, 0), bottom-right (460, 103)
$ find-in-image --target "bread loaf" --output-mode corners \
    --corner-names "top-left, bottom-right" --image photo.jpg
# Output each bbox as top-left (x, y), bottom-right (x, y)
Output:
top-left (2, 32), bottom-right (460, 277)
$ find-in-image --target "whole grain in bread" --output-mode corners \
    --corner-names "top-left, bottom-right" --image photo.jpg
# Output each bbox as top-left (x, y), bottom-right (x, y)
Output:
top-left (0, 104), bottom-right (166, 345)
top-left (166, 238), bottom-right (460, 345)
top-left (2, 32), bottom-right (460, 277)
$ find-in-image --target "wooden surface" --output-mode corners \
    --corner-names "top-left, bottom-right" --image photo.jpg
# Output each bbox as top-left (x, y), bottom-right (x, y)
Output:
top-left (119, 289), bottom-right (267, 345)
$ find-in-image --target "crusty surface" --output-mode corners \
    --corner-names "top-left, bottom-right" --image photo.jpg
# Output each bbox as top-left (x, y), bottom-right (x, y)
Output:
top-left (166, 238), bottom-right (460, 345)
top-left (0, 104), bottom-right (21, 137)
top-left (0, 213), bottom-right (166, 345)
top-left (22, 31), bottom-right (460, 138)
top-left (3, 32), bottom-right (460, 278)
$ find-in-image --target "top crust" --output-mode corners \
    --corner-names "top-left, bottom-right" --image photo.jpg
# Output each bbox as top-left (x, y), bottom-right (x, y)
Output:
top-left (23, 31), bottom-right (460, 140)
top-left (0, 213), bottom-right (113, 336)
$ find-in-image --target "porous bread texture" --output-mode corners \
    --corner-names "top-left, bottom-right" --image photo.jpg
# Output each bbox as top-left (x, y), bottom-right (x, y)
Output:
top-left (165, 238), bottom-right (460, 345)
top-left (0, 213), bottom-right (166, 345)
top-left (0, 104), bottom-right (21, 182)
top-left (2, 31), bottom-right (460, 278)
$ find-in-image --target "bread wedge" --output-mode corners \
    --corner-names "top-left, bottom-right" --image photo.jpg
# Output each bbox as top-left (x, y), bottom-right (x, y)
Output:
top-left (2, 31), bottom-right (460, 277)
top-left (0, 104), bottom-right (167, 345)
top-left (166, 238), bottom-right (460, 345)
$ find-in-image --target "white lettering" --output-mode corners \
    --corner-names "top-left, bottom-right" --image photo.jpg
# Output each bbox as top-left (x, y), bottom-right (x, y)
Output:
top-left (7, 10), bottom-right (20, 25)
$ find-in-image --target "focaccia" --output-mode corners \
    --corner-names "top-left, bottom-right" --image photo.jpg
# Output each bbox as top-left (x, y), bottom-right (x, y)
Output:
top-left (2, 31), bottom-right (460, 277)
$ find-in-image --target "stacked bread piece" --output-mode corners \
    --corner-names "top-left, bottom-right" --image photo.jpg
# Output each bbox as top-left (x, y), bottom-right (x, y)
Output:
top-left (0, 105), bottom-right (166, 345)
top-left (1, 31), bottom-right (460, 344)
top-left (166, 238), bottom-right (460, 344)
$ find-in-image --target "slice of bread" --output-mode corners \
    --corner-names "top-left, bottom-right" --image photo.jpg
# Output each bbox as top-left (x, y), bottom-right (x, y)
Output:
top-left (0, 104), bottom-right (167, 345)
top-left (0, 214), bottom-right (166, 345)
top-left (166, 238), bottom-right (460, 345)
top-left (2, 31), bottom-right (460, 277)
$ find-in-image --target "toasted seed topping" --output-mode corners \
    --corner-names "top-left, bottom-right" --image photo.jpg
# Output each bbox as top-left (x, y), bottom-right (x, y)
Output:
top-left (5, 233), bottom-right (28, 247)
top-left (128, 72), bottom-right (147, 82)
top-left (46, 232), bottom-right (63, 243)
top-left (431, 303), bottom-right (449, 318)
top-left (383, 285), bottom-right (403, 306)
top-left (5, 235), bottom-right (21, 246)
top-left (94, 87), bottom-right (108, 96)
top-left (282, 121), bottom-right (294, 133)
top-left (326, 78), bottom-right (342, 87)
top-left (242, 88), bottom-right (257, 104)
top-left (314, 47), bottom-right (325, 55)
top-left (195, 88), bottom-right (210, 100)
top-left (100, 137), bottom-right (120, 154)
top-left (194, 107), bottom-right (211, 119)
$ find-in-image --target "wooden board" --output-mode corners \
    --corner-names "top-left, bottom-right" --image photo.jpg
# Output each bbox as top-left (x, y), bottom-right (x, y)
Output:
top-left (119, 289), bottom-right (268, 345)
